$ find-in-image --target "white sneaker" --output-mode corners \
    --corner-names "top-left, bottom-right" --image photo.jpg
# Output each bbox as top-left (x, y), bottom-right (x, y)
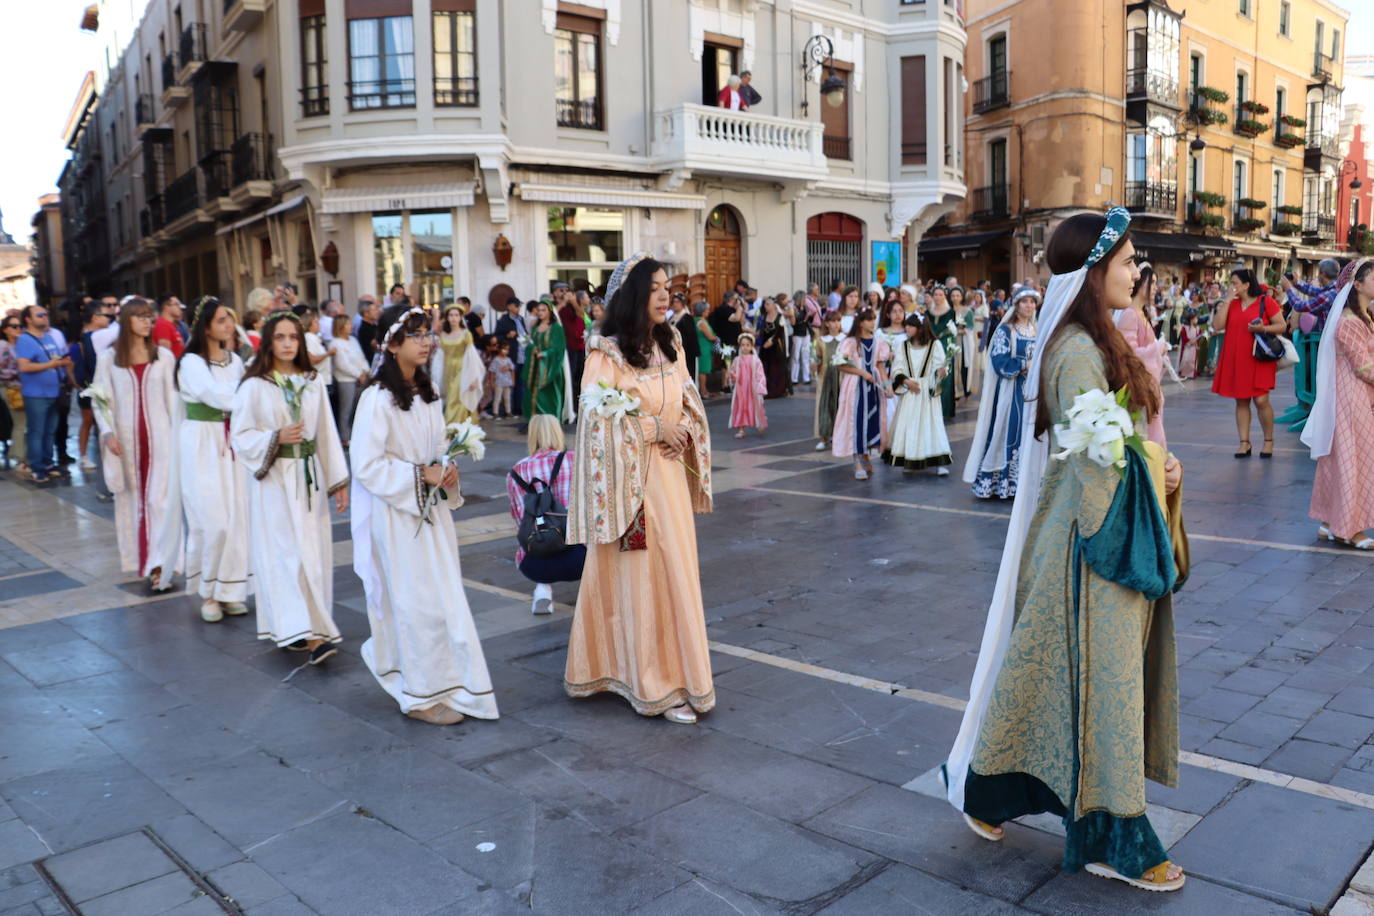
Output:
top-left (200, 600), bottom-right (223, 623)
top-left (937, 466), bottom-right (950, 477)
top-left (531, 583), bottom-right (554, 615)
top-left (79, 457), bottom-right (97, 470)
top-left (815, 440), bottom-right (827, 451)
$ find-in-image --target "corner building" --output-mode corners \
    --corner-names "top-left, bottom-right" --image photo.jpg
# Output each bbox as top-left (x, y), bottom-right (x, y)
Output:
top-left (61, 0), bottom-right (970, 312)
top-left (923, 0), bottom-right (1350, 288)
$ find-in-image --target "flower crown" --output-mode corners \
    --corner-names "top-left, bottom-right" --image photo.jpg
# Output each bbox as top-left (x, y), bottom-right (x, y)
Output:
top-left (1085, 207), bottom-right (1132, 268)
top-left (190, 295), bottom-right (220, 328)
top-left (265, 308), bottom-right (300, 325)
top-left (383, 307), bottom-right (427, 346)
top-left (606, 251), bottom-right (653, 303)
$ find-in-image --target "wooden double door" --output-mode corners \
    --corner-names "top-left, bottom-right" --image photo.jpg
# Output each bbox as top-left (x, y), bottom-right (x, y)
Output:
top-left (704, 206), bottom-right (741, 308)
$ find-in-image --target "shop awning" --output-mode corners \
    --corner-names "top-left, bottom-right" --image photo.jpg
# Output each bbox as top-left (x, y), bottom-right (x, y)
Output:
top-left (1129, 230), bottom-right (1236, 262)
top-left (320, 183), bottom-right (477, 214)
top-left (1294, 246), bottom-right (1342, 261)
top-left (215, 194), bottom-right (307, 236)
top-left (917, 230), bottom-right (1008, 257)
top-left (1234, 241), bottom-right (1288, 259)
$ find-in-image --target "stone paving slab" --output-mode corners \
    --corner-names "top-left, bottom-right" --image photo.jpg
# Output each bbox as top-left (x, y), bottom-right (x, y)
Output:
top-left (0, 380), bottom-right (1369, 912)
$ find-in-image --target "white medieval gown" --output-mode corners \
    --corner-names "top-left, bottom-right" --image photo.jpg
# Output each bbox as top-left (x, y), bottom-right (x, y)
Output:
top-left (884, 338), bottom-right (953, 469)
top-left (176, 352), bottom-right (251, 603)
top-left (350, 385), bottom-right (498, 718)
top-left (230, 373), bottom-right (349, 646)
top-left (94, 349), bottom-right (182, 578)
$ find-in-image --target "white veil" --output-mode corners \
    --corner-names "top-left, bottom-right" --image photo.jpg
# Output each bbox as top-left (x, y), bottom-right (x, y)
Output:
top-left (1300, 258), bottom-right (1367, 460)
top-left (944, 266), bottom-right (1088, 811)
top-left (962, 290), bottom-right (1039, 483)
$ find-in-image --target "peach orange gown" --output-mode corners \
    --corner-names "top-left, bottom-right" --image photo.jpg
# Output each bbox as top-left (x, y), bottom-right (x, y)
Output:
top-left (565, 330), bottom-right (714, 715)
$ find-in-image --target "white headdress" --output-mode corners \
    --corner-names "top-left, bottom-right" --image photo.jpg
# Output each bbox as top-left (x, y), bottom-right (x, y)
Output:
top-left (944, 207), bottom-right (1131, 812)
top-left (960, 286), bottom-right (1040, 485)
top-left (1302, 258), bottom-right (1371, 460)
top-left (606, 251), bottom-right (653, 305)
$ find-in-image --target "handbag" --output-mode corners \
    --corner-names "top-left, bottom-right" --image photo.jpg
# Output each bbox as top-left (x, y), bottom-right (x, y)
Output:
top-left (1276, 335), bottom-right (1301, 371)
top-left (1252, 331), bottom-right (1285, 362)
top-left (4, 385), bottom-right (22, 411)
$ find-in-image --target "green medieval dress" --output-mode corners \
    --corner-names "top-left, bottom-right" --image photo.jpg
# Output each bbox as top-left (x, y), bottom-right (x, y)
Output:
top-left (961, 325), bottom-right (1182, 879)
top-left (523, 321), bottom-right (568, 418)
top-left (928, 308), bottom-right (959, 420)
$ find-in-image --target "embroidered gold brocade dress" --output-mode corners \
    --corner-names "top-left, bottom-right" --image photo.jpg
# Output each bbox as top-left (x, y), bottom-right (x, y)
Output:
top-left (564, 332), bottom-right (715, 715)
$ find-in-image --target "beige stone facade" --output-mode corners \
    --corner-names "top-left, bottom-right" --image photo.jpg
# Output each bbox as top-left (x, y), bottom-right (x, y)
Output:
top-left (923, 0), bottom-right (1350, 290)
top-left (56, 0), bottom-right (970, 315)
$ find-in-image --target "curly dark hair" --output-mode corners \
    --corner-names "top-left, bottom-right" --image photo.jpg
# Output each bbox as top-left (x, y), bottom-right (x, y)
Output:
top-left (363, 304), bottom-right (439, 411)
top-left (600, 257), bottom-right (677, 370)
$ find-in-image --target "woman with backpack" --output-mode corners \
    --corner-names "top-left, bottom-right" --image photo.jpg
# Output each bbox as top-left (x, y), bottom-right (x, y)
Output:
top-left (506, 415), bottom-right (584, 615)
top-left (350, 304), bottom-right (498, 726)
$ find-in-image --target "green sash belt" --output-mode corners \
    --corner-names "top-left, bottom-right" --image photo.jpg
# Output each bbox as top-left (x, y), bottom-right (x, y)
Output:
top-left (278, 439), bottom-right (317, 460)
top-left (279, 438), bottom-right (319, 508)
top-left (185, 402), bottom-right (226, 422)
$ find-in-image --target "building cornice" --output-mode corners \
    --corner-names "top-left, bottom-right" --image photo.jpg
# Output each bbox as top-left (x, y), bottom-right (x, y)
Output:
top-left (791, 0), bottom-right (967, 46)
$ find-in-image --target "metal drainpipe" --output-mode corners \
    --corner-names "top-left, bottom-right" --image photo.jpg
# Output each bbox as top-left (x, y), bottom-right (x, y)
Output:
top-left (644, 4), bottom-right (653, 162)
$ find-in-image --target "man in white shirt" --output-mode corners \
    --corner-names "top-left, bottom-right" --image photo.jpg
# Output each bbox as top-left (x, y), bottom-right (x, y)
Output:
top-left (90, 294), bottom-right (124, 353)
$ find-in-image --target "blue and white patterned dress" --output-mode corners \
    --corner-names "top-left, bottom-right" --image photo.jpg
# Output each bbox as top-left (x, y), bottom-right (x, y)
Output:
top-left (970, 323), bottom-right (1036, 499)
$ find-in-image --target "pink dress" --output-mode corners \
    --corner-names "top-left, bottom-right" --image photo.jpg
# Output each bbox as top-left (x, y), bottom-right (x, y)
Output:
top-left (1309, 318), bottom-right (1374, 540)
top-left (1178, 326), bottom-right (1201, 379)
top-left (1117, 305), bottom-right (1168, 448)
top-left (728, 353), bottom-right (768, 430)
top-left (831, 336), bottom-right (892, 457)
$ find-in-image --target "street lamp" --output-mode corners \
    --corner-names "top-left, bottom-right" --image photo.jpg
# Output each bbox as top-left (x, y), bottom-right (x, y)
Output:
top-left (800, 35), bottom-right (846, 116)
top-left (1341, 160), bottom-right (1363, 251)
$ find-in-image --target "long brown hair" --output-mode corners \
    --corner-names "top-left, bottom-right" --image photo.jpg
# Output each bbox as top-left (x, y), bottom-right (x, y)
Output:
top-left (1034, 213), bottom-right (1160, 438)
top-left (241, 311), bottom-right (314, 384)
top-left (846, 307), bottom-right (877, 338)
top-left (113, 299), bottom-right (158, 369)
top-left (1349, 260), bottom-right (1374, 331)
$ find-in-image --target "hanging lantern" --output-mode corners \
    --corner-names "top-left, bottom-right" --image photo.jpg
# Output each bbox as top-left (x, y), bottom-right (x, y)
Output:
top-left (493, 233), bottom-right (513, 271)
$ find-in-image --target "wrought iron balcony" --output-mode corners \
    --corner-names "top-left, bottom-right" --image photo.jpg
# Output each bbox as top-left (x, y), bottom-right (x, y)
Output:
top-left (970, 183), bottom-right (1010, 220)
top-left (299, 86), bottom-right (329, 118)
top-left (1313, 51), bottom-right (1335, 81)
top-left (201, 151), bottom-right (231, 200)
top-left (230, 133), bottom-right (273, 185)
top-left (434, 76), bottom-right (478, 107)
top-left (164, 167), bottom-right (202, 222)
top-left (135, 94), bottom-right (154, 127)
top-left (347, 78), bottom-right (416, 111)
top-left (222, 0), bottom-right (267, 32)
top-left (556, 97), bottom-right (602, 130)
top-left (1125, 29), bottom-right (1179, 108)
top-left (179, 24), bottom-right (206, 70)
top-left (1304, 213), bottom-right (1336, 240)
top-left (161, 53), bottom-right (178, 93)
top-left (1125, 180), bottom-right (1177, 217)
top-left (972, 71), bottom-right (1010, 114)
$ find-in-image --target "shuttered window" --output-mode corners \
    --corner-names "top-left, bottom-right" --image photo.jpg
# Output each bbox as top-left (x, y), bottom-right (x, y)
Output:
top-left (901, 56), bottom-right (927, 165)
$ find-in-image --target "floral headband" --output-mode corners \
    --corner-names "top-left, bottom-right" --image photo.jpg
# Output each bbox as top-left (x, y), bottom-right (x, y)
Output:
top-left (383, 307), bottom-right (426, 346)
top-left (606, 250), bottom-right (653, 303)
top-left (191, 295), bottom-right (219, 327)
top-left (1085, 206), bottom-right (1132, 268)
top-left (1010, 287), bottom-right (1041, 304)
top-left (265, 308), bottom-right (299, 325)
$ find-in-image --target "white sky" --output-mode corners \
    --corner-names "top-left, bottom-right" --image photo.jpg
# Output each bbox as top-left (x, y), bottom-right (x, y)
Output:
top-left (0, 1), bottom-right (1370, 247)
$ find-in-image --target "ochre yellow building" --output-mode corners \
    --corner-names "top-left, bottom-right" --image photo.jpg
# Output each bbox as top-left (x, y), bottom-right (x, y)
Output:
top-left (922, 0), bottom-right (1351, 289)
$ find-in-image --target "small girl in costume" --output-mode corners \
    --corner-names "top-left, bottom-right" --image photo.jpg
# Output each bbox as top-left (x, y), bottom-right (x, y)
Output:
top-left (728, 332), bottom-right (768, 438)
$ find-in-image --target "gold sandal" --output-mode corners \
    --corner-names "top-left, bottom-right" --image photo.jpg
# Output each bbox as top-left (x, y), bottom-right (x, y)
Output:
top-left (962, 814), bottom-right (1004, 842)
top-left (1085, 861), bottom-right (1185, 892)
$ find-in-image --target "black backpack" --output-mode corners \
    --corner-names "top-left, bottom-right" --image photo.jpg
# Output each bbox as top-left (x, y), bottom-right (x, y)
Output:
top-left (510, 451), bottom-right (569, 557)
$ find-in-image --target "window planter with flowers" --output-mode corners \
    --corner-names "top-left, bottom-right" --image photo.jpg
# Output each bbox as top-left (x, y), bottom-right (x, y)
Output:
top-left (1236, 198), bottom-right (1267, 210)
top-left (1234, 107), bottom-right (1270, 137)
top-left (1233, 216), bottom-right (1266, 232)
top-left (1198, 213), bottom-right (1226, 230)
top-left (1276, 204), bottom-right (1304, 217)
top-left (1271, 221), bottom-right (1301, 236)
top-left (1191, 87), bottom-right (1230, 126)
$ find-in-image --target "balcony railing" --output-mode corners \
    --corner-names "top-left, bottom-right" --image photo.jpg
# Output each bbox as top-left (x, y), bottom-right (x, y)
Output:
top-left (651, 103), bottom-right (827, 183)
top-left (299, 86), bottom-right (328, 117)
top-left (556, 97), bottom-right (602, 130)
top-left (145, 194), bottom-right (165, 232)
top-left (823, 135), bottom-right (852, 160)
top-left (348, 79), bottom-right (416, 110)
top-left (972, 71), bottom-right (1010, 114)
top-left (434, 76), bottom-right (478, 107)
top-left (1125, 180), bottom-right (1178, 216)
top-left (135, 94), bottom-right (154, 126)
top-left (161, 52), bottom-right (178, 92)
top-left (1304, 213), bottom-right (1336, 239)
top-left (164, 168), bottom-right (202, 222)
top-left (970, 183), bottom-right (1009, 219)
top-left (1232, 202), bottom-right (1266, 233)
top-left (1314, 51), bottom-right (1335, 81)
top-left (201, 151), bottom-right (231, 200)
top-left (179, 23), bottom-right (206, 70)
top-left (1270, 212), bottom-right (1301, 236)
top-left (1233, 103), bottom-right (1271, 138)
top-left (230, 133), bottom-right (273, 185)
top-left (1125, 30), bottom-right (1178, 106)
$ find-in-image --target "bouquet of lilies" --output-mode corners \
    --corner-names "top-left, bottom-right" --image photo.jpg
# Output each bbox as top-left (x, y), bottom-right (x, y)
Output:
top-left (1051, 388), bottom-right (1146, 478)
top-left (416, 420), bottom-right (486, 534)
top-left (81, 381), bottom-right (116, 434)
top-left (829, 349), bottom-right (854, 369)
top-left (716, 343), bottom-right (736, 367)
top-left (580, 382), bottom-right (700, 478)
top-left (272, 371), bottom-right (309, 423)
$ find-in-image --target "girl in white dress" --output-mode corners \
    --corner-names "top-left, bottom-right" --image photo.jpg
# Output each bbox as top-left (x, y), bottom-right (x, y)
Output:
top-left (329, 314), bottom-right (370, 445)
top-left (350, 305), bottom-right (499, 726)
top-left (175, 297), bottom-right (250, 623)
top-left (94, 299), bottom-right (181, 591)
top-left (230, 311), bottom-right (349, 666)
top-left (883, 313), bottom-right (952, 475)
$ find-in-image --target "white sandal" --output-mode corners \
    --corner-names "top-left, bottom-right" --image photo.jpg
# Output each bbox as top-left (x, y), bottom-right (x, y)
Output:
top-left (962, 814), bottom-right (1004, 842)
top-left (1318, 524), bottom-right (1334, 541)
top-left (1085, 861), bottom-right (1185, 893)
top-left (1352, 537), bottom-right (1374, 551)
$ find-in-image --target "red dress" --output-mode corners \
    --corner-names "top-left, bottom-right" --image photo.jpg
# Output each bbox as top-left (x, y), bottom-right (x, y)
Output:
top-left (1211, 294), bottom-right (1281, 399)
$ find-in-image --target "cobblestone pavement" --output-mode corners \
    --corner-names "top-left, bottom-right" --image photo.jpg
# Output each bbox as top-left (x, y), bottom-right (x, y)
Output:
top-left (0, 377), bottom-right (1371, 915)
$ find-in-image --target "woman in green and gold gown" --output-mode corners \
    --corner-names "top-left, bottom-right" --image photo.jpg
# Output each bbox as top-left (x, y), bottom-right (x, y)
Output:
top-left (946, 209), bottom-right (1189, 893)
top-left (523, 300), bottom-right (568, 419)
top-left (927, 287), bottom-right (958, 420)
